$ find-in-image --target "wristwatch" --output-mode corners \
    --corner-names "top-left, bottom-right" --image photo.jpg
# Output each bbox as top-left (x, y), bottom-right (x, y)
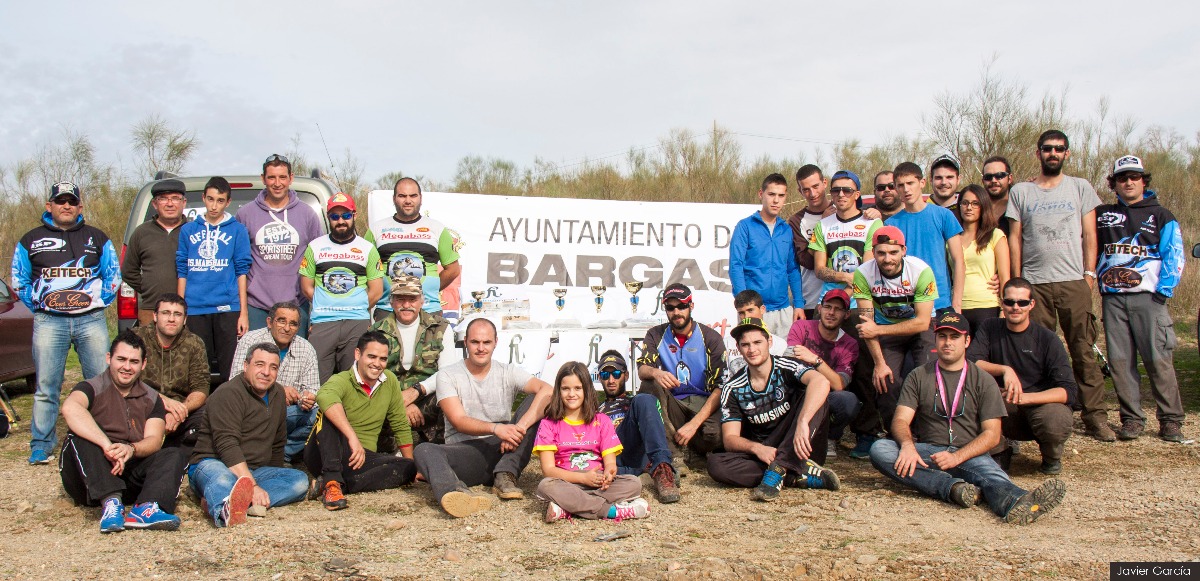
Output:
top-left (810, 357), bottom-right (824, 368)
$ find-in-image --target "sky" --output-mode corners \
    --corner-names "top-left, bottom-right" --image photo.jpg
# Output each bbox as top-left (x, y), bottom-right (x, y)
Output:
top-left (2, 1), bottom-right (1199, 187)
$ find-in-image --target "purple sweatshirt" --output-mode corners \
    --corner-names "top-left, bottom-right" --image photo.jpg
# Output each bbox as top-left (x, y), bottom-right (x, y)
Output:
top-left (235, 190), bottom-right (323, 310)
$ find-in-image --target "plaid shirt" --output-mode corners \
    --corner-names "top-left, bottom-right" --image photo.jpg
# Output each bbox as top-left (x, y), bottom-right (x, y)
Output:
top-left (229, 328), bottom-right (320, 396)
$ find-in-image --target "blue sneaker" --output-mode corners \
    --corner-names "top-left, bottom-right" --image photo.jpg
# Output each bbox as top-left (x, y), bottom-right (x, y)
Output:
top-left (791, 459), bottom-right (841, 491)
top-left (28, 449), bottom-right (53, 465)
top-left (848, 434), bottom-right (876, 460)
top-left (124, 502), bottom-right (180, 531)
top-left (99, 498), bottom-right (125, 534)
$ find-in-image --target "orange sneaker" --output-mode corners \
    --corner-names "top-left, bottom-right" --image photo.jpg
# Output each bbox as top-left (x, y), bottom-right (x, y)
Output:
top-left (322, 480), bottom-right (348, 511)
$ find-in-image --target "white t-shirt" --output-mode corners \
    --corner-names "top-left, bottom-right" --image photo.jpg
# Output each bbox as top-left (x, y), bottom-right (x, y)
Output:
top-left (436, 360), bottom-right (533, 443)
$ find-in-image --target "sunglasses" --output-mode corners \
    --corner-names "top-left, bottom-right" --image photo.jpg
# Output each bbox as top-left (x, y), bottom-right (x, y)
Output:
top-left (599, 369), bottom-right (625, 380)
top-left (1115, 173), bottom-right (1143, 183)
top-left (328, 211), bottom-right (355, 221)
top-left (664, 303), bottom-right (690, 312)
top-left (830, 187), bottom-right (857, 196)
top-left (1039, 145), bottom-right (1068, 154)
top-left (264, 153), bottom-right (290, 164)
top-left (874, 183), bottom-right (896, 192)
top-left (51, 196), bottom-right (81, 207)
top-left (1002, 298), bottom-right (1032, 308)
top-left (982, 172), bottom-right (1010, 181)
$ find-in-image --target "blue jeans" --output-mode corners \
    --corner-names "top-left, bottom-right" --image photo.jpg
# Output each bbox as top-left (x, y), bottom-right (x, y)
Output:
top-left (247, 303), bottom-right (310, 339)
top-left (869, 439), bottom-right (1027, 517)
top-left (31, 310), bottom-right (109, 454)
top-left (615, 393), bottom-right (674, 475)
top-left (188, 459), bottom-right (309, 527)
top-left (285, 404), bottom-right (318, 462)
top-left (827, 390), bottom-right (862, 441)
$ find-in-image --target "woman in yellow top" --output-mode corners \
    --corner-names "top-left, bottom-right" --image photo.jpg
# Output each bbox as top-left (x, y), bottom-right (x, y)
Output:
top-left (954, 184), bottom-right (1010, 335)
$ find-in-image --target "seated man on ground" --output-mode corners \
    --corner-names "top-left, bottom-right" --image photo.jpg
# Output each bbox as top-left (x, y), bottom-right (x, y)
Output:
top-left (708, 318), bottom-right (840, 501)
top-left (413, 318), bottom-right (553, 518)
top-left (967, 278), bottom-right (1077, 475)
top-left (785, 288), bottom-right (863, 456)
top-left (132, 293), bottom-right (210, 448)
top-left (60, 330), bottom-right (189, 533)
top-left (304, 330), bottom-right (418, 510)
top-left (869, 311), bottom-right (1067, 524)
top-left (723, 290), bottom-right (788, 383)
top-left (596, 350), bottom-right (680, 503)
top-left (230, 301), bottom-right (320, 463)
top-left (189, 342), bottom-right (310, 527)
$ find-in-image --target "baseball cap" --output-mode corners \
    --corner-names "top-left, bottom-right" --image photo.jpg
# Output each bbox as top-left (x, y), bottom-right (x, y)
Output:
top-left (598, 352), bottom-right (627, 372)
top-left (730, 317), bottom-right (770, 341)
top-left (390, 275), bottom-right (422, 297)
top-left (1111, 155), bottom-right (1145, 176)
top-left (872, 225), bottom-right (906, 247)
top-left (327, 191), bottom-right (356, 212)
top-left (662, 283), bottom-right (693, 305)
top-left (933, 311), bottom-right (969, 335)
top-left (151, 179), bottom-right (186, 197)
top-left (49, 181), bottom-right (81, 202)
top-left (930, 153), bottom-right (961, 173)
top-left (821, 288), bottom-right (851, 308)
top-left (830, 170), bottom-right (861, 191)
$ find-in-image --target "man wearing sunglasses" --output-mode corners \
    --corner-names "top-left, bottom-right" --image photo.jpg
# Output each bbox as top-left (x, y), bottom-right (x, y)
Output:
top-left (981, 156), bottom-right (1015, 236)
top-left (872, 171), bottom-right (903, 221)
top-left (13, 181), bottom-right (121, 465)
top-left (810, 170), bottom-right (882, 306)
top-left (122, 179), bottom-right (187, 326)
top-left (967, 278), bottom-right (1077, 475)
top-left (1096, 155), bottom-right (1187, 443)
top-left (1005, 130), bottom-right (1112, 442)
top-left (596, 350), bottom-right (679, 503)
top-left (730, 173), bottom-right (805, 337)
top-left (300, 193), bottom-right (385, 383)
top-left (870, 311), bottom-right (1067, 524)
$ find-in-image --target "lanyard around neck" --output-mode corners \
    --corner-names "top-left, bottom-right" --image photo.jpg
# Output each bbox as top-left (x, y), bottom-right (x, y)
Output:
top-left (935, 362), bottom-right (967, 443)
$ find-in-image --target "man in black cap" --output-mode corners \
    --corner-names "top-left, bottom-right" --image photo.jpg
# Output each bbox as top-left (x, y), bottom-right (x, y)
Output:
top-left (929, 153), bottom-right (962, 209)
top-left (869, 311), bottom-right (1067, 524)
top-left (596, 349), bottom-right (680, 503)
top-left (123, 179), bottom-right (188, 326)
top-left (636, 283), bottom-right (728, 459)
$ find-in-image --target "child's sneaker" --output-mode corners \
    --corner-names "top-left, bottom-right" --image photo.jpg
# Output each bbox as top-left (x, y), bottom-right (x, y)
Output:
top-left (99, 497), bottom-right (125, 534)
top-left (544, 501), bottom-right (570, 523)
top-left (124, 502), bottom-right (181, 531)
top-left (750, 462), bottom-right (786, 502)
top-left (610, 497), bottom-right (649, 521)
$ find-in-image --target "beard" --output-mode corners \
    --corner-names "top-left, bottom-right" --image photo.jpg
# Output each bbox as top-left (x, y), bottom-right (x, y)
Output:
top-left (1040, 159), bottom-right (1063, 177)
top-left (331, 223), bottom-right (356, 242)
top-left (669, 315), bottom-right (691, 331)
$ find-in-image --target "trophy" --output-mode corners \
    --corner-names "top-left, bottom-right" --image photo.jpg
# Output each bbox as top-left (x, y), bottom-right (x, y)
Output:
top-left (553, 288), bottom-right (567, 311)
top-left (471, 291), bottom-right (484, 313)
top-left (590, 285), bottom-right (607, 312)
top-left (624, 281), bottom-right (643, 313)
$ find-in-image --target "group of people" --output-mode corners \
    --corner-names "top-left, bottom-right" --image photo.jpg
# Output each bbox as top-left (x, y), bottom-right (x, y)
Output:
top-left (8, 129), bottom-right (1186, 532)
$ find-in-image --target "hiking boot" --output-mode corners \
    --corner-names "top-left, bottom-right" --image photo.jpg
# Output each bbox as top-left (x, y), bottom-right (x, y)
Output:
top-left (544, 501), bottom-right (569, 523)
top-left (992, 444), bottom-right (1014, 472)
top-left (610, 497), bottom-right (650, 521)
top-left (1159, 421), bottom-right (1186, 443)
top-left (221, 476), bottom-right (255, 526)
top-left (1117, 420), bottom-right (1144, 441)
top-left (792, 459), bottom-right (841, 491)
top-left (28, 449), bottom-right (53, 465)
top-left (650, 462), bottom-right (681, 504)
top-left (750, 462), bottom-right (786, 502)
top-left (99, 497), bottom-right (125, 534)
top-left (1004, 479), bottom-right (1066, 525)
top-left (948, 482), bottom-right (978, 508)
top-left (1084, 415), bottom-right (1116, 442)
top-left (1039, 459), bottom-right (1063, 475)
top-left (124, 502), bottom-right (181, 531)
top-left (306, 477), bottom-right (323, 501)
top-left (492, 472), bottom-right (524, 500)
top-left (848, 434), bottom-right (876, 459)
top-left (441, 487), bottom-right (494, 518)
top-left (322, 480), bottom-right (348, 511)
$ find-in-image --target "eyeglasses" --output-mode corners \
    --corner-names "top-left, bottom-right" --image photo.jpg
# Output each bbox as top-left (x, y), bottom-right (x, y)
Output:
top-left (264, 153), bottom-right (290, 164)
top-left (959, 200), bottom-right (982, 208)
top-left (328, 211), bottom-right (355, 221)
top-left (874, 183), bottom-right (896, 192)
top-left (664, 303), bottom-right (690, 312)
top-left (1115, 173), bottom-right (1143, 183)
top-left (51, 196), bottom-right (81, 206)
top-left (1039, 145), bottom-right (1068, 154)
top-left (599, 369), bottom-right (624, 380)
top-left (982, 172), bottom-right (1010, 181)
top-left (156, 195), bottom-right (186, 204)
top-left (1001, 298), bottom-right (1032, 308)
top-left (830, 187), bottom-right (857, 196)
top-left (271, 317), bottom-right (301, 329)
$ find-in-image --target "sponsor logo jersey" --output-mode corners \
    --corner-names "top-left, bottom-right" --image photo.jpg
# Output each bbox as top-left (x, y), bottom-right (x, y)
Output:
top-left (851, 256), bottom-right (938, 325)
top-left (366, 214), bottom-right (461, 313)
top-left (808, 212), bottom-right (882, 306)
top-left (720, 356), bottom-right (813, 444)
top-left (1095, 193), bottom-right (1184, 296)
top-left (300, 234), bottom-right (384, 323)
top-left (532, 414), bottom-right (623, 472)
top-left (12, 213), bottom-right (119, 315)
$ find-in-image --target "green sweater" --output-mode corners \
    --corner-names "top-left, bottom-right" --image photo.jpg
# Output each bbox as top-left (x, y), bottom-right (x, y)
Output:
top-left (316, 368), bottom-right (412, 452)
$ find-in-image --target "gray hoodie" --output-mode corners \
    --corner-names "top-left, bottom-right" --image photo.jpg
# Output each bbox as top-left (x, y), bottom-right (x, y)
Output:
top-left (235, 190), bottom-right (323, 310)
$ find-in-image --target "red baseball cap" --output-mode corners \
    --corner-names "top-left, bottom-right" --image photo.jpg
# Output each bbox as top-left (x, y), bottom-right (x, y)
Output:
top-left (872, 225), bottom-right (905, 247)
top-left (821, 288), bottom-right (851, 307)
top-left (327, 192), bottom-right (356, 212)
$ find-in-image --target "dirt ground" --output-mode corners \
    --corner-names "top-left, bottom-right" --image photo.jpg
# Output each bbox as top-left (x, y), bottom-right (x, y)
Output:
top-left (1, 363), bottom-right (1198, 580)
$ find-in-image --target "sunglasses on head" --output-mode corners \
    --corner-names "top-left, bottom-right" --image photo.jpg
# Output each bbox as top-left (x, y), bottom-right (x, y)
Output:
top-left (1039, 145), bottom-right (1068, 154)
top-left (599, 369), bottom-right (624, 380)
top-left (1002, 298), bottom-right (1032, 307)
top-left (328, 211), bottom-right (354, 221)
top-left (982, 171), bottom-right (1010, 181)
top-left (874, 183), bottom-right (895, 192)
top-left (264, 153), bottom-right (290, 164)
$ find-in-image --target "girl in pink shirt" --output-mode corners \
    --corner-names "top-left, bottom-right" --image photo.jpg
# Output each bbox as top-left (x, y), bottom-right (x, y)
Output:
top-left (533, 362), bottom-right (649, 522)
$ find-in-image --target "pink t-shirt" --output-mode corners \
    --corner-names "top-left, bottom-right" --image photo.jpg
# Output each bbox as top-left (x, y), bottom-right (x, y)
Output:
top-left (533, 413), bottom-right (623, 472)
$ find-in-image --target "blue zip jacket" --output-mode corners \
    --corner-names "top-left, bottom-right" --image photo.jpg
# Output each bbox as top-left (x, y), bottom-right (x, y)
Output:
top-left (176, 212), bottom-right (253, 314)
top-left (729, 212), bottom-right (804, 310)
top-left (1096, 190), bottom-right (1184, 297)
top-left (12, 212), bottom-right (120, 314)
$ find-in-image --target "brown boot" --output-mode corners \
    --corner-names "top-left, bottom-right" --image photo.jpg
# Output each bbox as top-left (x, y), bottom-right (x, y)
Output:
top-left (1084, 414), bottom-right (1116, 442)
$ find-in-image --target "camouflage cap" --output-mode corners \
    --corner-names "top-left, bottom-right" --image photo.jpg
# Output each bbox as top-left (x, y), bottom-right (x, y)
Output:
top-left (390, 275), bottom-right (423, 297)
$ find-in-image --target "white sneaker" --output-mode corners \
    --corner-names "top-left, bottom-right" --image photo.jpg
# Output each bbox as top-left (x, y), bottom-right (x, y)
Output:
top-left (827, 440), bottom-right (839, 458)
top-left (611, 497), bottom-right (650, 521)
top-left (544, 501), bottom-right (569, 523)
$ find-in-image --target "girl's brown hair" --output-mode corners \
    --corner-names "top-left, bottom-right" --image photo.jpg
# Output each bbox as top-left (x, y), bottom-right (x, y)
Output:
top-left (954, 184), bottom-right (999, 254)
top-left (543, 361), bottom-right (598, 423)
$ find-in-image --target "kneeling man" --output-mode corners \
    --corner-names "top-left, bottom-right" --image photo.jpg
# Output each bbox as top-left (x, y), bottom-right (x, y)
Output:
top-left (707, 318), bottom-right (840, 501)
top-left (869, 311), bottom-right (1067, 524)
